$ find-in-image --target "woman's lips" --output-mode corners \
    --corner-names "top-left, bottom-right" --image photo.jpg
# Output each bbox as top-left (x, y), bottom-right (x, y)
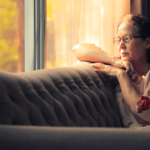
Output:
top-left (121, 53), bottom-right (128, 57)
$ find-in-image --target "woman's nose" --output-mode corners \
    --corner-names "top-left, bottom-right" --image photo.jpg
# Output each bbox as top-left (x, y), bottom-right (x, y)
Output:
top-left (118, 39), bottom-right (126, 51)
top-left (118, 39), bottom-right (126, 48)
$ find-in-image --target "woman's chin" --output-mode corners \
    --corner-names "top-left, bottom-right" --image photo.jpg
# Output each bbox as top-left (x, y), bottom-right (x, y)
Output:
top-left (121, 57), bottom-right (130, 61)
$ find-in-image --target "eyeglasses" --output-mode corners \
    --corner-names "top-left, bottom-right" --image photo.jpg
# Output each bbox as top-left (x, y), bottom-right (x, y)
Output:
top-left (113, 35), bottom-right (146, 44)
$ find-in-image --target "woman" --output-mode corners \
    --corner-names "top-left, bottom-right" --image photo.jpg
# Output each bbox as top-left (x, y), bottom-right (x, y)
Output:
top-left (72, 13), bottom-right (150, 128)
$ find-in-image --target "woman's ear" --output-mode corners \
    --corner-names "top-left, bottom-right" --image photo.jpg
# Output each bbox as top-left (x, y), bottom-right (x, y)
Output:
top-left (146, 37), bottom-right (150, 49)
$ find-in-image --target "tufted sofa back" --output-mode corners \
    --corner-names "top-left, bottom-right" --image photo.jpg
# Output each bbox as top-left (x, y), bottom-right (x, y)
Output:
top-left (0, 62), bottom-right (123, 127)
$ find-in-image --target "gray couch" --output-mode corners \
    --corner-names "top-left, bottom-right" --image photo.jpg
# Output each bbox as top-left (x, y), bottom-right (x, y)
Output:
top-left (0, 62), bottom-right (150, 150)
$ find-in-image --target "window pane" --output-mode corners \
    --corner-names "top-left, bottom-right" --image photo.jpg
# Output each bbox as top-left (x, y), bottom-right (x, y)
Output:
top-left (0, 0), bottom-right (24, 72)
top-left (45, 0), bottom-right (130, 68)
top-left (45, 0), bottom-right (79, 68)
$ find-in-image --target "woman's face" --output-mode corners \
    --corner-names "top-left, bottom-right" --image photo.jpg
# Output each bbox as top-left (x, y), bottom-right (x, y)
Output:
top-left (117, 21), bottom-right (148, 63)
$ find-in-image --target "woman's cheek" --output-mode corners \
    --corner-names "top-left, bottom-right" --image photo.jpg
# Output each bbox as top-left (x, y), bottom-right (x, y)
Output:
top-left (127, 44), bottom-right (135, 59)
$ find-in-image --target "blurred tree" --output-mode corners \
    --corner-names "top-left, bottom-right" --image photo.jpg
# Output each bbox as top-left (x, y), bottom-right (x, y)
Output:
top-left (0, 0), bottom-right (24, 72)
top-left (16, 0), bottom-right (24, 72)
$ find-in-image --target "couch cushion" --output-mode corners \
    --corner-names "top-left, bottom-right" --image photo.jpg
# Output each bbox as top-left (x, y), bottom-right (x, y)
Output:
top-left (0, 62), bottom-right (123, 127)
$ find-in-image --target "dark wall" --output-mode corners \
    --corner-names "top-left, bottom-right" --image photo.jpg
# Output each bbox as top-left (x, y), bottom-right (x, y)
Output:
top-left (141, 0), bottom-right (150, 18)
top-left (131, 0), bottom-right (150, 18)
top-left (131, 0), bottom-right (142, 14)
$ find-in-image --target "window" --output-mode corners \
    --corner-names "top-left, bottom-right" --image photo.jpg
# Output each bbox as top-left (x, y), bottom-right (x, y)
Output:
top-left (45, 0), bottom-right (80, 68)
top-left (0, 0), bottom-right (24, 72)
top-left (45, 0), bottom-right (130, 69)
top-left (0, 0), bottom-right (130, 72)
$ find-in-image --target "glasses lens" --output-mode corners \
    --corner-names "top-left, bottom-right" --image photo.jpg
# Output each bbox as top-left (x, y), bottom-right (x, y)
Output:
top-left (113, 35), bottom-right (132, 44)
top-left (123, 35), bottom-right (132, 42)
top-left (114, 37), bottom-right (120, 44)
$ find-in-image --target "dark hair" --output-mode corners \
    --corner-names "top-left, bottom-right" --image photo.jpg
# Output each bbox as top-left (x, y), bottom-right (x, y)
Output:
top-left (119, 13), bottom-right (150, 63)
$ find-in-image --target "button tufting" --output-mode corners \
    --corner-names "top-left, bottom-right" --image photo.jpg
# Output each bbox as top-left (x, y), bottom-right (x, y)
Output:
top-left (0, 62), bottom-right (123, 127)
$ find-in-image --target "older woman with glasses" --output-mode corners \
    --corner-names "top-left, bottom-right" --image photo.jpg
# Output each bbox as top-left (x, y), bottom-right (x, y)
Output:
top-left (72, 13), bottom-right (150, 128)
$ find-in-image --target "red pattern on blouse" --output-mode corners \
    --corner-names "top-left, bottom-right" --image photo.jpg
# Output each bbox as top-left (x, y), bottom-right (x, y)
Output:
top-left (137, 95), bottom-right (150, 113)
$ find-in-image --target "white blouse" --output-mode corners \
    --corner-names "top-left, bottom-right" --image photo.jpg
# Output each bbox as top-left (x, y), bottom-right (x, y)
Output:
top-left (115, 70), bottom-right (150, 128)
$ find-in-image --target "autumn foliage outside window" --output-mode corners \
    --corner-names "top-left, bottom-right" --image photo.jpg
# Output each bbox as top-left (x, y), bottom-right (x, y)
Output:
top-left (0, 0), bottom-right (24, 72)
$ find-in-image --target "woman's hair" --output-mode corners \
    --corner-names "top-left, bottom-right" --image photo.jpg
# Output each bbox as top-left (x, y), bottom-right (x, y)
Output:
top-left (119, 13), bottom-right (150, 63)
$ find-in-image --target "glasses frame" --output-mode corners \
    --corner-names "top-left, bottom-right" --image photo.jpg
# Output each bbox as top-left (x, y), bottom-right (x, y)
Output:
top-left (113, 35), bottom-right (147, 44)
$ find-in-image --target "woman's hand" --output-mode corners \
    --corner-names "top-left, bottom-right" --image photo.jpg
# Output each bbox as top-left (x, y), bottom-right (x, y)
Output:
top-left (90, 62), bottom-right (123, 78)
top-left (90, 62), bottom-right (142, 84)
top-left (112, 58), bottom-right (142, 83)
top-left (113, 57), bottom-right (135, 74)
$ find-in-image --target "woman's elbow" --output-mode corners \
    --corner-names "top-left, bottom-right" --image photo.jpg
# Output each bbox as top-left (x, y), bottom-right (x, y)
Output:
top-left (72, 44), bottom-right (81, 60)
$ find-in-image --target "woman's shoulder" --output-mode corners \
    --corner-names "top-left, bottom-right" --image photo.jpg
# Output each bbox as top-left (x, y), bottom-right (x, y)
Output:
top-left (146, 70), bottom-right (150, 80)
top-left (145, 70), bottom-right (150, 78)
top-left (143, 70), bottom-right (150, 96)
top-left (144, 70), bottom-right (150, 86)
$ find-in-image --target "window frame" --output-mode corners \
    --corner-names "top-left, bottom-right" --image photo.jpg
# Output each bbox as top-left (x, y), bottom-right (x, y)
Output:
top-left (25, 0), bottom-right (46, 72)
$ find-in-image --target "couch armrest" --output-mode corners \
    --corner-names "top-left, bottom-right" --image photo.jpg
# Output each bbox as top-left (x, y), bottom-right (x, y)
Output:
top-left (0, 125), bottom-right (150, 150)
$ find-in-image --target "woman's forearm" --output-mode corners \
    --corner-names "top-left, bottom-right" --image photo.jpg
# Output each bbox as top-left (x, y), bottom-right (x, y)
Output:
top-left (90, 61), bottom-right (147, 124)
top-left (117, 70), bottom-right (146, 124)
top-left (72, 43), bottom-right (115, 65)
top-left (117, 71), bottom-right (139, 108)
